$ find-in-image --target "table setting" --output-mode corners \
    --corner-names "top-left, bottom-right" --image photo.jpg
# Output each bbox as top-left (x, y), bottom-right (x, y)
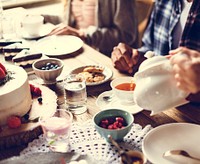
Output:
top-left (1, 7), bottom-right (200, 164)
top-left (18, 119), bottom-right (153, 164)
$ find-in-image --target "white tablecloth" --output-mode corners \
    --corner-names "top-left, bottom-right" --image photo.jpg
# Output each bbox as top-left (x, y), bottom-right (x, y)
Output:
top-left (20, 120), bottom-right (152, 164)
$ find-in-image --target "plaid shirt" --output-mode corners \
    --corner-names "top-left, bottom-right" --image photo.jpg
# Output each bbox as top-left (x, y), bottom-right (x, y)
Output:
top-left (138, 0), bottom-right (200, 56)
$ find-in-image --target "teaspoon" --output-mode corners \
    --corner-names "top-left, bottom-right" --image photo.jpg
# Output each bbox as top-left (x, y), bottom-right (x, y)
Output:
top-left (102, 95), bottom-right (113, 102)
top-left (163, 150), bottom-right (200, 164)
top-left (108, 135), bottom-right (146, 164)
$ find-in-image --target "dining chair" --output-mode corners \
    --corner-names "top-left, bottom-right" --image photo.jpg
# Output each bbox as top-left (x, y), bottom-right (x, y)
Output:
top-left (136, 0), bottom-right (155, 47)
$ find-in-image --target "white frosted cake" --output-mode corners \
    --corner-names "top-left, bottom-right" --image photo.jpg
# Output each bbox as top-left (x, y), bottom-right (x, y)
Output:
top-left (0, 64), bottom-right (32, 125)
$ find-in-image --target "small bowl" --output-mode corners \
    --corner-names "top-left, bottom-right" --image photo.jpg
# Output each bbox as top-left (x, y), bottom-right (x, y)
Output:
top-left (32, 58), bottom-right (64, 83)
top-left (93, 108), bottom-right (134, 141)
top-left (110, 76), bottom-right (135, 104)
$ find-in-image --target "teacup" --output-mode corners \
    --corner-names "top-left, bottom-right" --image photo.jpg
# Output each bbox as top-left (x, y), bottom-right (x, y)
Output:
top-left (110, 77), bottom-right (136, 104)
top-left (21, 15), bottom-right (44, 36)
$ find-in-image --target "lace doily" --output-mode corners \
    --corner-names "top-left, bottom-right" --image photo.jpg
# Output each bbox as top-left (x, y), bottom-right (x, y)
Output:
top-left (20, 120), bottom-right (152, 163)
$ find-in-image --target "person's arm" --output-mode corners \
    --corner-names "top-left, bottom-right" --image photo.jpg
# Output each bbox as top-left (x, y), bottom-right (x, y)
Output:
top-left (84, 0), bottom-right (138, 56)
top-left (42, 15), bottom-right (63, 25)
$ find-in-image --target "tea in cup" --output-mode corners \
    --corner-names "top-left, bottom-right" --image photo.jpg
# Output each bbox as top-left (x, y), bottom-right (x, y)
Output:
top-left (110, 76), bottom-right (136, 104)
top-left (22, 15), bottom-right (44, 36)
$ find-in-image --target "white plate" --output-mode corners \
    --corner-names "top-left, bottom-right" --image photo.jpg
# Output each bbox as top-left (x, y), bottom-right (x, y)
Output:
top-left (70, 65), bottom-right (113, 86)
top-left (22, 23), bottom-right (55, 40)
top-left (36, 35), bottom-right (83, 56)
top-left (142, 123), bottom-right (200, 164)
top-left (96, 90), bottom-right (143, 114)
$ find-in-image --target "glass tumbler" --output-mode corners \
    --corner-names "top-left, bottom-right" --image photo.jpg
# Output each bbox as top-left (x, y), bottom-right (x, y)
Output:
top-left (63, 74), bottom-right (87, 114)
top-left (40, 109), bottom-right (73, 152)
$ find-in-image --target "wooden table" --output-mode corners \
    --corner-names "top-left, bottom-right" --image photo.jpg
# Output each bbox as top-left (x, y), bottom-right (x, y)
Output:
top-left (1, 43), bottom-right (200, 160)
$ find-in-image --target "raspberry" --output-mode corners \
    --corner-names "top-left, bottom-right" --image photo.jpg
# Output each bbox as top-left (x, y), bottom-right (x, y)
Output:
top-left (0, 67), bottom-right (6, 80)
top-left (34, 87), bottom-right (42, 96)
top-left (0, 63), bottom-right (6, 73)
top-left (113, 124), bottom-right (118, 129)
top-left (29, 84), bottom-right (35, 94)
top-left (100, 123), bottom-right (107, 129)
top-left (7, 116), bottom-right (21, 129)
top-left (99, 116), bottom-right (127, 130)
top-left (116, 117), bottom-right (124, 123)
top-left (101, 119), bottom-right (109, 125)
top-left (118, 122), bottom-right (123, 128)
top-left (29, 84), bottom-right (42, 97)
top-left (108, 124), bottom-right (114, 129)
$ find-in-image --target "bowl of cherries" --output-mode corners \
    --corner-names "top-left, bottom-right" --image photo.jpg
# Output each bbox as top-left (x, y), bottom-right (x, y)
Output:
top-left (32, 58), bottom-right (64, 84)
top-left (93, 108), bottom-right (134, 141)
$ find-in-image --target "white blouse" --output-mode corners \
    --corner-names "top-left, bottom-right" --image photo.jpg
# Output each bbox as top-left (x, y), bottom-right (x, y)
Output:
top-left (172, 0), bottom-right (192, 48)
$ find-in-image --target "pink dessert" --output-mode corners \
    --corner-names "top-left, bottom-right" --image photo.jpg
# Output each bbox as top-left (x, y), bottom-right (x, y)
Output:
top-left (41, 117), bottom-right (71, 135)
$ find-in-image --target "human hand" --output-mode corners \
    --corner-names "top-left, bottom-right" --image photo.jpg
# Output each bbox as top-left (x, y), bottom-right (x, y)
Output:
top-left (111, 43), bottom-right (139, 74)
top-left (48, 23), bottom-right (84, 39)
top-left (169, 47), bottom-right (200, 94)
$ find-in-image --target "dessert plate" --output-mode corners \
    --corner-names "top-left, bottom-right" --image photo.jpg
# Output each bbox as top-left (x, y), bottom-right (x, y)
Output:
top-left (22, 23), bottom-right (55, 40)
top-left (70, 65), bottom-right (113, 86)
top-left (96, 90), bottom-right (143, 114)
top-left (36, 35), bottom-right (83, 56)
top-left (28, 81), bottom-right (57, 120)
top-left (142, 123), bottom-right (200, 164)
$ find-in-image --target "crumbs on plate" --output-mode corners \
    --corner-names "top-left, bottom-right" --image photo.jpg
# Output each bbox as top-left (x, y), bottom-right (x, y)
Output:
top-left (78, 66), bottom-right (105, 83)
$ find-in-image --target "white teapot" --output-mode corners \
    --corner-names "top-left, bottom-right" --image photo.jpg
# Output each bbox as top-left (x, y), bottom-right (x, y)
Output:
top-left (134, 52), bottom-right (189, 115)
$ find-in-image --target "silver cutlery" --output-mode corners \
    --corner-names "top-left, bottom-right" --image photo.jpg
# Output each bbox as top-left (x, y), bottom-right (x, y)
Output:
top-left (102, 95), bottom-right (113, 102)
top-left (163, 150), bottom-right (200, 164)
top-left (109, 135), bottom-right (146, 164)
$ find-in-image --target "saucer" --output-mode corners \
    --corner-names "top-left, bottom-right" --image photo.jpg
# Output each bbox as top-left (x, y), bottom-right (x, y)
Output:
top-left (22, 23), bottom-right (55, 40)
top-left (96, 90), bottom-right (143, 114)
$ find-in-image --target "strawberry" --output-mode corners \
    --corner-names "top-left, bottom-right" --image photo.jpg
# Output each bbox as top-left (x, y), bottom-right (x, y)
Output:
top-left (0, 67), bottom-right (6, 80)
top-left (0, 63), bottom-right (6, 73)
top-left (7, 116), bottom-right (22, 129)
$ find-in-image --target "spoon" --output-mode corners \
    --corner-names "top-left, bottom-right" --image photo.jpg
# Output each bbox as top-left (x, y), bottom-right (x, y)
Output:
top-left (108, 135), bottom-right (146, 164)
top-left (163, 150), bottom-right (200, 164)
top-left (102, 95), bottom-right (113, 102)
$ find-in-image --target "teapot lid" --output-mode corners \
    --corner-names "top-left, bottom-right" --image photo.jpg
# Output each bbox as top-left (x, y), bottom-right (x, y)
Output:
top-left (138, 55), bottom-right (169, 72)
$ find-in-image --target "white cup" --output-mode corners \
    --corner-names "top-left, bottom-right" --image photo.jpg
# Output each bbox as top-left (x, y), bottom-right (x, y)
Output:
top-left (22, 15), bottom-right (44, 36)
top-left (2, 15), bottom-right (16, 39)
top-left (110, 76), bottom-right (135, 105)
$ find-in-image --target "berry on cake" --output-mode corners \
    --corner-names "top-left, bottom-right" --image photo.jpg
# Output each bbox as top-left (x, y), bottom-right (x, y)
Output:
top-left (0, 63), bottom-right (6, 80)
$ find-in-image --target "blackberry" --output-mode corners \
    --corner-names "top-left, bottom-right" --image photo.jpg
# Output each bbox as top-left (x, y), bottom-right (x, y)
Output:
top-left (37, 97), bottom-right (43, 104)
